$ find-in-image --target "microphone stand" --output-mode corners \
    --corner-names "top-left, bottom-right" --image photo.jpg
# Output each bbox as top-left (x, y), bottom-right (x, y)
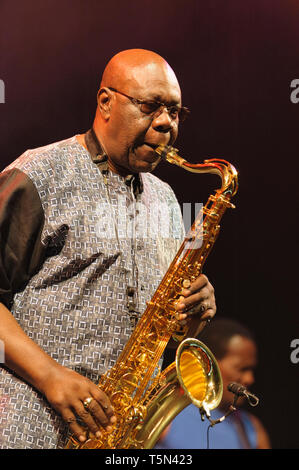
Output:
top-left (201, 384), bottom-right (260, 448)
top-left (202, 395), bottom-right (239, 450)
top-left (207, 395), bottom-right (239, 428)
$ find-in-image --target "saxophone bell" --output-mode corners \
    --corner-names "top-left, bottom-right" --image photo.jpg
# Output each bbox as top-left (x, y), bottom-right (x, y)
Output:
top-left (176, 338), bottom-right (223, 419)
top-left (133, 337), bottom-right (223, 448)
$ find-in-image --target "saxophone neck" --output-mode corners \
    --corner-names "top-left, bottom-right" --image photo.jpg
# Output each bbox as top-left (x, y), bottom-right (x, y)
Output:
top-left (155, 145), bottom-right (239, 198)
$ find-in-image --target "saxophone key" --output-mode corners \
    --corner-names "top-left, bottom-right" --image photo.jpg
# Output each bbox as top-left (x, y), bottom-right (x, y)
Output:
top-left (182, 279), bottom-right (191, 289)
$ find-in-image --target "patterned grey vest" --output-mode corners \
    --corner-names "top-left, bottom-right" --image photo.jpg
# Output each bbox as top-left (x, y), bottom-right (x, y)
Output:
top-left (0, 135), bottom-right (184, 448)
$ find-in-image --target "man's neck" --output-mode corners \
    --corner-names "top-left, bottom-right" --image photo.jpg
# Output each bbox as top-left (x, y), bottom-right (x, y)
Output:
top-left (77, 130), bottom-right (134, 178)
top-left (107, 158), bottom-right (133, 177)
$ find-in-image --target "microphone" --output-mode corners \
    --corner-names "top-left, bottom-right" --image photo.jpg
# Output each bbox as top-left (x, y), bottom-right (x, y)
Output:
top-left (202, 382), bottom-right (260, 430)
top-left (228, 382), bottom-right (260, 407)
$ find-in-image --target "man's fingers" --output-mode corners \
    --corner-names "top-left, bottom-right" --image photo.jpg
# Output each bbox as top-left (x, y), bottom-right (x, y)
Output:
top-left (176, 290), bottom-right (210, 311)
top-left (83, 397), bottom-right (114, 431)
top-left (181, 274), bottom-right (209, 296)
top-left (41, 365), bottom-right (118, 442)
top-left (175, 273), bottom-right (216, 318)
top-left (63, 412), bottom-right (92, 443)
top-left (200, 307), bottom-right (214, 321)
top-left (76, 402), bottom-right (104, 437)
top-left (90, 386), bottom-right (117, 424)
top-left (63, 394), bottom-right (116, 443)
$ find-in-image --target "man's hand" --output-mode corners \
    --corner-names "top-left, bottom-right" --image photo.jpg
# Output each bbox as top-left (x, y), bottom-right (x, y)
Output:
top-left (0, 302), bottom-right (116, 445)
top-left (175, 274), bottom-right (216, 335)
top-left (39, 364), bottom-right (116, 443)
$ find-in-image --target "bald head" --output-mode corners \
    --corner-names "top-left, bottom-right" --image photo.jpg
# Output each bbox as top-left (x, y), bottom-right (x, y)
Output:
top-left (100, 49), bottom-right (181, 98)
top-left (92, 49), bottom-right (182, 176)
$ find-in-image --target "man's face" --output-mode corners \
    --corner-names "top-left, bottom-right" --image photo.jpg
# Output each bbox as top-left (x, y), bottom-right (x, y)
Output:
top-left (218, 335), bottom-right (257, 408)
top-left (102, 63), bottom-right (182, 175)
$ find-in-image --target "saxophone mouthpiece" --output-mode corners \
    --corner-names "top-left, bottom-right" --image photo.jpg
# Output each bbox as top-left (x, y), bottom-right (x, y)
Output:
top-left (154, 144), bottom-right (171, 160)
top-left (154, 145), bottom-right (187, 167)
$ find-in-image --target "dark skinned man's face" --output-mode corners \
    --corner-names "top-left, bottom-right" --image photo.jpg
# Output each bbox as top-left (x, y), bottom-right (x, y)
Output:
top-left (102, 63), bottom-right (182, 175)
top-left (218, 335), bottom-right (257, 408)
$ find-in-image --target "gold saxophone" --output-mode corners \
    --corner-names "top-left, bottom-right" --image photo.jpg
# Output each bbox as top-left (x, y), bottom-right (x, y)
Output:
top-left (65, 145), bottom-right (239, 449)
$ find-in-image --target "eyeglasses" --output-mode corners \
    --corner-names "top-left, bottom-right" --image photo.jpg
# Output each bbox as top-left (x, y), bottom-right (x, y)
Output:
top-left (107, 87), bottom-right (190, 122)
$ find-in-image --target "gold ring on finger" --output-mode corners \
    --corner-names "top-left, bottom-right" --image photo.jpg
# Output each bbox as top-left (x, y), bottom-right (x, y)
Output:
top-left (83, 397), bottom-right (94, 410)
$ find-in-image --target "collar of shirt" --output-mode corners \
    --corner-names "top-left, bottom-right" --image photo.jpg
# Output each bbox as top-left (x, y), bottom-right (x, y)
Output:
top-left (84, 128), bottom-right (143, 197)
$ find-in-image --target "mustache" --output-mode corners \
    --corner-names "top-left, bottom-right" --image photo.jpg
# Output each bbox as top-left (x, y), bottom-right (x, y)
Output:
top-left (132, 129), bottom-right (175, 151)
top-left (132, 139), bottom-right (169, 151)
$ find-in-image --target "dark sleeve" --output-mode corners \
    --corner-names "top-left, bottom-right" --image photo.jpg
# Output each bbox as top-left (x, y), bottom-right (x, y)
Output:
top-left (0, 168), bottom-right (46, 308)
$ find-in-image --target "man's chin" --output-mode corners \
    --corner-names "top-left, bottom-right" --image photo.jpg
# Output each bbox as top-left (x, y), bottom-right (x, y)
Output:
top-left (136, 158), bottom-right (161, 173)
top-left (130, 147), bottom-right (161, 173)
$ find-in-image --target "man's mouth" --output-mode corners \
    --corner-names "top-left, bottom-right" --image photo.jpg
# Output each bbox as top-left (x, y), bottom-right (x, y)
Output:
top-left (132, 142), bottom-right (162, 164)
top-left (143, 142), bottom-right (159, 150)
top-left (135, 140), bottom-right (166, 151)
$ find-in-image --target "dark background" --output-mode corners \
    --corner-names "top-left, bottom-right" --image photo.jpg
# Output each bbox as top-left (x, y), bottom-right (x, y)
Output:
top-left (0, 0), bottom-right (298, 449)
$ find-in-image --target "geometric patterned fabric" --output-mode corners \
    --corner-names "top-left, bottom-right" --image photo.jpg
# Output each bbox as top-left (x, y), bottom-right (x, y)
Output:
top-left (0, 136), bottom-right (184, 448)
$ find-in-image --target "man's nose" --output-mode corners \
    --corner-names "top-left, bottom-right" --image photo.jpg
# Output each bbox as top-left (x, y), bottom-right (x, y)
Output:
top-left (151, 107), bottom-right (175, 133)
top-left (242, 370), bottom-right (255, 388)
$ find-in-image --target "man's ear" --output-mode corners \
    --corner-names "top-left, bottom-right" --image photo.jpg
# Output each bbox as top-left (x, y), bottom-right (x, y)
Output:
top-left (97, 88), bottom-right (113, 119)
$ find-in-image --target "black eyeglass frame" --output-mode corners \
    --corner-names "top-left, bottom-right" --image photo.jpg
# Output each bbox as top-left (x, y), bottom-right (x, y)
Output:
top-left (107, 86), bottom-right (190, 122)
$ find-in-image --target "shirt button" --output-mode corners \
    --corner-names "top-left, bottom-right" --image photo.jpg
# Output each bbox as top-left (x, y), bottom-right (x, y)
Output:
top-left (127, 287), bottom-right (135, 297)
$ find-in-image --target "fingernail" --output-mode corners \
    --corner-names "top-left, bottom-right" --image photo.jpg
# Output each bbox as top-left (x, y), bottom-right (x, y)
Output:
top-left (79, 435), bottom-right (86, 442)
top-left (96, 431), bottom-right (102, 438)
top-left (110, 415), bottom-right (117, 424)
top-left (176, 302), bottom-right (185, 310)
top-left (106, 425), bottom-right (113, 432)
top-left (182, 289), bottom-right (191, 296)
